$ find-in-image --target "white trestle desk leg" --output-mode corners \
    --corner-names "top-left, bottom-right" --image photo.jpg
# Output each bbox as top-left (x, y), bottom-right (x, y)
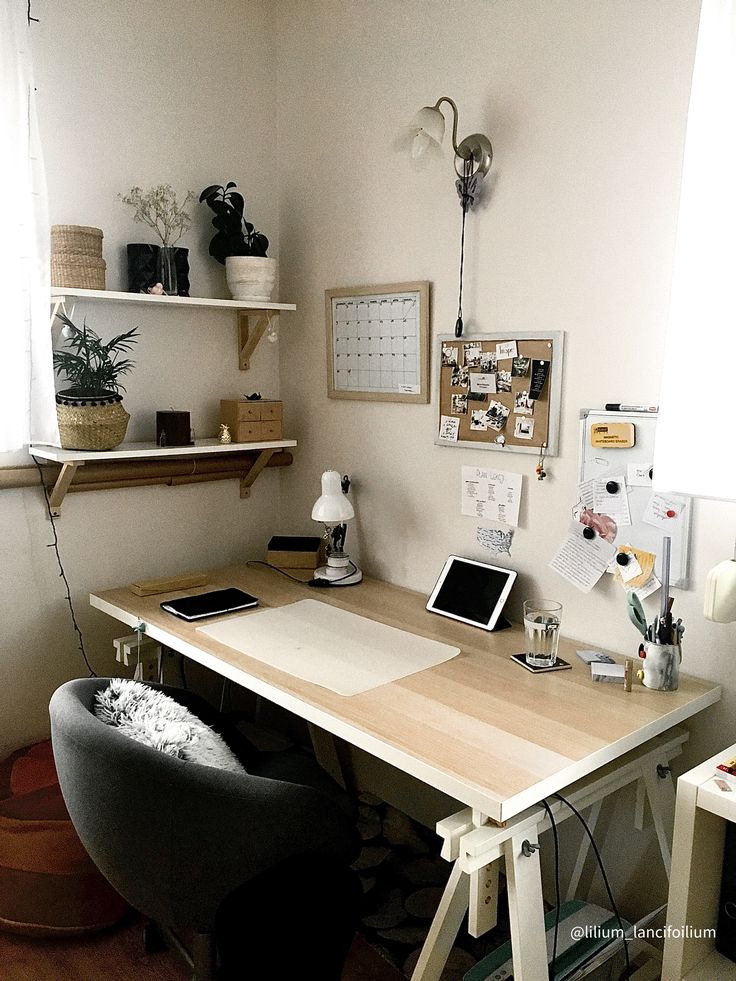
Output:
top-left (565, 799), bottom-right (602, 902)
top-left (504, 830), bottom-right (548, 981)
top-left (307, 723), bottom-right (347, 789)
top-left (469, 861), bottom-right (500, 937)
top-left (642, 764), bottom-right (676, 877)
top-left (410, 861), bottom-right (470, 981)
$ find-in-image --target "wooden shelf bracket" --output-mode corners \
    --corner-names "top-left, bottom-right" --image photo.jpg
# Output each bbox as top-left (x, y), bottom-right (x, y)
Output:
top-left (240, 448), bottom-right (275, 498)
top-left (47, 461), bottom-right (82, 516)
top-left (238, 310), bottom-right (274, 370)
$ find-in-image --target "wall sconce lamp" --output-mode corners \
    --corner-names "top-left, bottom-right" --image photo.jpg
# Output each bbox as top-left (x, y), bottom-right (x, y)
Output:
top-left (410, 97), bottom-right (493, 336)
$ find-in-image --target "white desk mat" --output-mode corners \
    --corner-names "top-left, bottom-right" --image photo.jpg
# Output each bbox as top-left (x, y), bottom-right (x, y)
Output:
top-left (197, 599), bottom-right (460, 696)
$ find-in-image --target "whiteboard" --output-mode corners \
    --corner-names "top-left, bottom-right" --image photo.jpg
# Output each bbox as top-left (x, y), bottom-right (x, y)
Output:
top-left (579, 410), bottom-right (692, 588)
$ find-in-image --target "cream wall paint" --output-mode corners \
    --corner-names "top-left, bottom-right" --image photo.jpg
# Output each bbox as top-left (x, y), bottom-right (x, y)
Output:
top-left (0, 0), bottom-right (281, 756)
top-left (275, 0), bottom-right (735, 769)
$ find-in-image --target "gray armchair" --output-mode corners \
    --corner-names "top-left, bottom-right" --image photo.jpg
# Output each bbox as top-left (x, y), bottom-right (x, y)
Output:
top-left (49, 678), bottom-right (361, 980)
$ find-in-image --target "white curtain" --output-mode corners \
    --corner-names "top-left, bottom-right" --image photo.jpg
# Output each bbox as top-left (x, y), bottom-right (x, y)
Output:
top-left (0, 0), bottom-right (58, 451)
top-left (653, 0), bottom-right (736, 501)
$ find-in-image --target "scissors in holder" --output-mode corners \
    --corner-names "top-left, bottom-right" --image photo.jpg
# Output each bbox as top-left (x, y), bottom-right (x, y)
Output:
top-left (627, 593), bottom-right (649, 638)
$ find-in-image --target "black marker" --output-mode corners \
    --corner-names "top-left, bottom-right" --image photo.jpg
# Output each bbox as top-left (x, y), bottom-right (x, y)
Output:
top-left (604, 403), bottom-right (658, 412)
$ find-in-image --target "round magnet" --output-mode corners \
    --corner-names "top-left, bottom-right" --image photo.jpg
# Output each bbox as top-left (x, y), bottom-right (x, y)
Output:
top-left (583, 527), bottom-right (596, 540)
top-left (666, 509), bottom-right (676, 518)
top-left (606, 480), bottom-right (619, 494)
top-left (648, 467), bottom-right (654, 480)
top-left (616, 553), bottom-right (629, 566)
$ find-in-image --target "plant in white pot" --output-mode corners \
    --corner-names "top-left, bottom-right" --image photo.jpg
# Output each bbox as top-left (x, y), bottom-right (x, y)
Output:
top-left (53, 312), bottom-right (139, 450)
top-left (199, 181), bottom-right (276, 302)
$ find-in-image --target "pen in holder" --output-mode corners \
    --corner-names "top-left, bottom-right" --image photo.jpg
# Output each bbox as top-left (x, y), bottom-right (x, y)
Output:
top-left (637, 640), bottom-right (681, 692)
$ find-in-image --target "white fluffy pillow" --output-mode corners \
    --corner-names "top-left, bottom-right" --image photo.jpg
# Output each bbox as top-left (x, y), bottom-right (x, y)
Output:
top-left (94, 679), bottom-right (246, 775)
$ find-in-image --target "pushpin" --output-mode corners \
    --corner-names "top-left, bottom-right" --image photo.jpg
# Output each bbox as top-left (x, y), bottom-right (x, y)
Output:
top-left (666, 509), bottom-right (676, 518)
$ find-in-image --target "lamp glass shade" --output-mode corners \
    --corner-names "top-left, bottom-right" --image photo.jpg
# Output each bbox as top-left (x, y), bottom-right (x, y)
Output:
top-left (311, 470), bottom-right (354, 522)
top-left (411, 106), bottom-right (445, 148)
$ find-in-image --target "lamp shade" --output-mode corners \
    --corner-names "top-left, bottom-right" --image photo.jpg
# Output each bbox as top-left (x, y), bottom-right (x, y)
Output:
top-left (311, 470), bottom-right (354, 523)
top-left (410, 105), bottom-right (445, 158)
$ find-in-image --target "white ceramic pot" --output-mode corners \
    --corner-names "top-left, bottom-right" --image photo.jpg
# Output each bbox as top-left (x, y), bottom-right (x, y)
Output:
top-left (225, 256), bottom-right (277, 302)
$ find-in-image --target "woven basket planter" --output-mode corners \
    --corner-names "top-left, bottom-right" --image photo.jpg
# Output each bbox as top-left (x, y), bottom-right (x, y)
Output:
top-left (51, 225), bottom-right (106, 290)
top-left (56, 391), bottom-right (129, 451)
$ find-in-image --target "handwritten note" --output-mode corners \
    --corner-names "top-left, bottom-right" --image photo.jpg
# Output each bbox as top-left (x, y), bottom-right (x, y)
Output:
top-left (549, 522), bottom-right (617, 593)
top-left (642, 493), bottom-right (684, 528)
top-left (438, 416), bottom-right (459, 443)
top-left (593, 471), bottom-right (631, 526)
top-left (461, 466), bottom-right (522, 527)
top-left (627, 463), bottom-right (653, 487)
top-left (496, 341), bottom-right (518, 360)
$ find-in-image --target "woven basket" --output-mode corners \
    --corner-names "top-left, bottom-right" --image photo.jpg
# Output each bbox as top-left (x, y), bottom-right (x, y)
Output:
top-left (51, 225), bottom-right (103, 257)
top-left (51, 255), bottom-right (106, 290)
top-left (56, 399), bottom-right (129, 451)
top-left (51, 225), bottom-right (106, 290)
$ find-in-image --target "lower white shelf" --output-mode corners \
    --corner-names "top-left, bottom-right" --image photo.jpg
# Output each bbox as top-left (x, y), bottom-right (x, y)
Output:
top-left (29, 437), bottom-right (296, 464)
top-left (28, 438), bottom-right (297, 514)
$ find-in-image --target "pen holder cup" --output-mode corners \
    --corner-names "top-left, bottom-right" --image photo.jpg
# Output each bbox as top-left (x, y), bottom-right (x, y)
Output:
top-left (638, 642), bottom-right (681, 692)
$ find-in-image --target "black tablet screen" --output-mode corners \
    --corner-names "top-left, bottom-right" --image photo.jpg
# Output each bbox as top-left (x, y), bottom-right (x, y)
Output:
top-left (431, 561), bottom-right (511, 625)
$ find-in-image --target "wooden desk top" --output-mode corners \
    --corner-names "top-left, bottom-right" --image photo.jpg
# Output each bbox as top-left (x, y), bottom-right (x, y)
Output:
top-left (90, 564), bottom-right (720, 823)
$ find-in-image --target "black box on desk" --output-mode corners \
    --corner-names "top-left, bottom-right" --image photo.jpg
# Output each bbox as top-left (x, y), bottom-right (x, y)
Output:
top-left (267, 536), bottom-right (322, 570)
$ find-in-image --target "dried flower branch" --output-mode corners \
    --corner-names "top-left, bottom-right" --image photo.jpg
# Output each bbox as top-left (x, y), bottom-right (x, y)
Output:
top-left (119, 184), bottom-right (194, 246)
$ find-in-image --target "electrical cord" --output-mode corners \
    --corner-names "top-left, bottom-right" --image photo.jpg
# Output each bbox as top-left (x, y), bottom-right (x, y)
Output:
top-left (245, 559), bottom-right (313, 584)
top-left (541, 800), bottom-right (560, 979)
top-left (32, 456), bottom-right (96, 677)
top-left (553, 792), bottom-right (630, 980)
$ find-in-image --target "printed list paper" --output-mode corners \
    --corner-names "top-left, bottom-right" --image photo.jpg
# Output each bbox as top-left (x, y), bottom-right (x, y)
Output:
top-left (461, 466), bottom-right (522, 527)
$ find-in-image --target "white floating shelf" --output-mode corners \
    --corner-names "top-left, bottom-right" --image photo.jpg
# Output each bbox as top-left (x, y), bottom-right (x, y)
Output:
top-left (50, 286), bottom-right (296, 312)
top-left (29, 438), bottom-right (297, 514)
top-left (30, 437), bottom-right (297, 464)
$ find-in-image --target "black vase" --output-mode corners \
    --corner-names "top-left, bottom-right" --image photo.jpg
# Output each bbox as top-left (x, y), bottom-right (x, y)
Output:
top-left (126, 244), bottom-right (190, 296)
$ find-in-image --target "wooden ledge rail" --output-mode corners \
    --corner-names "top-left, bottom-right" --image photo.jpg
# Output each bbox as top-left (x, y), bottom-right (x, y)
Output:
top-left (0, 450), bottom-right (292, 514)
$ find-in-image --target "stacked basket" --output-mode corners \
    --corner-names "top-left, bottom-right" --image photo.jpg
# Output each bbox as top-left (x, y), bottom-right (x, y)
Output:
top-left (51, 225), bottom-right (106, 290)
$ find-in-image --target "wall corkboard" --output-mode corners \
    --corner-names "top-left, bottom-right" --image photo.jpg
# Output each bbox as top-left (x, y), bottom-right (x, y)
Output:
top-left (435, 331), bottom-right (564, 455)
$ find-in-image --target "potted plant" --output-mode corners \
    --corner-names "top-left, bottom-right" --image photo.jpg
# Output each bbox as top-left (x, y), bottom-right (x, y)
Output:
top-left (120, 184), bottom-right (193, 296)
top-left (199, 182), bottom-right (276, 302)
top-left (53, 312), bottom-right (139, 450)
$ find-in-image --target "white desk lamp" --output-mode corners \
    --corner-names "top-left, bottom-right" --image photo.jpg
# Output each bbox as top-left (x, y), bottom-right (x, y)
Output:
top-left (311, 470), bottom-right (362, 586)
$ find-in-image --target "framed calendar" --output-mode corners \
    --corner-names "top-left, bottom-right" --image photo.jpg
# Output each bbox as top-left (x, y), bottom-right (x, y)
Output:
top-left (325, 281), bottom-right (430, 402)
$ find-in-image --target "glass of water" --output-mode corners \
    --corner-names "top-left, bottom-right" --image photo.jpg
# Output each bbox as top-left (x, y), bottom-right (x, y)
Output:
top-left (524, 600), bottom-right (562, 667)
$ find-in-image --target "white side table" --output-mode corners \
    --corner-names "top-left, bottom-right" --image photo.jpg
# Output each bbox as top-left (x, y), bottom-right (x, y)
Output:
top-left (662, 744), bottom-right (736, 979)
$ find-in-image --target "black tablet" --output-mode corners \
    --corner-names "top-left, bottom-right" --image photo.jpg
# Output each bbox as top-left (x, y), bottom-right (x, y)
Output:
top-left (426, 555), bottom-right (516, 631)
top-left (161, 588), bottom-right (258, 622)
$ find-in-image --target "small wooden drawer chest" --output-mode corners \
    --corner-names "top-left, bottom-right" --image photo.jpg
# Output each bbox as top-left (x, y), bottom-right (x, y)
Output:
top-left (219, 399), bottom-right (283, 442)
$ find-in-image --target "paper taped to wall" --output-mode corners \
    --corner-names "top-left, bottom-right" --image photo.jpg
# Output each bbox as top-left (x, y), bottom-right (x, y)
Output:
top-left (461, 466), bottom-right (522, 527)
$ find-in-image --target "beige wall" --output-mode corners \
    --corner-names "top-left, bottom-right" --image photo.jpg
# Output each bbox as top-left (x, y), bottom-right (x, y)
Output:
top-left (275, 0), bottom-right (735, 768)
top-left (0, 0), bottom-right (281, 756)
top-left (2, 0), bottom-right (735, 920)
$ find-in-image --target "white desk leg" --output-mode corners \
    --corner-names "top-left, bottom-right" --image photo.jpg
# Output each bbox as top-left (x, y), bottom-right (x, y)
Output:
top-left (642, 764), bottom-right (676, 877)
top-left (469, 861), bottom-right (500, 937)
top-left (410, 861), bottom-right (469, 981)
top-left (504, 831), bottom-right (548, 981)
top-left (565, 799), bottom-right (602, 902)
top-left (662, 781), bottom-right (725, 978)
top-left (307, 723), bottom-right (347, 788)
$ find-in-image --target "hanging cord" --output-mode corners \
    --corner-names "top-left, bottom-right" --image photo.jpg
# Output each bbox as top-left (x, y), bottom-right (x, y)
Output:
top-left (27, 0), bottom-right (39, 23)
top-left (454, 157), bottom-right (472, 337)
top-left (32, 457), bottom-right (96, 677)
top-left (541, 801), bottom-right (561, 979)
top-left (553, 793), bottom-right (630, 979)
